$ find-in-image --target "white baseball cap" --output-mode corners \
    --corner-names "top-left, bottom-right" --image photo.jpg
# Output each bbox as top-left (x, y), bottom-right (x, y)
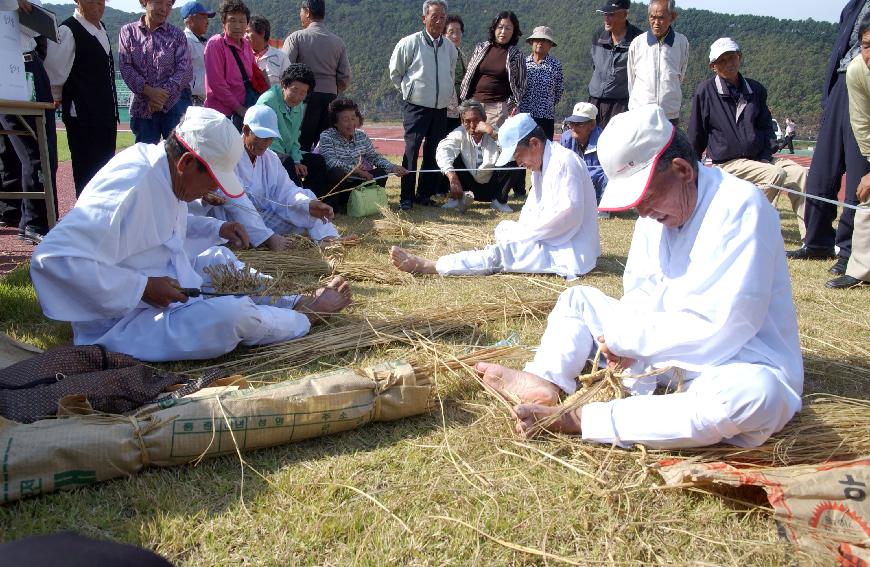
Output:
top-left (564, 102), bottom-right (598, 124)
top-left (709, 37), bottom-right (740, 63)
top-left (243, 104), bottom-right (281, 140)
top-left (597, 105), bottom-right (675, 212)
top-left (495, 113), bottom-right (540, 166)
top-left (174, 106), bottom-right (245, 198)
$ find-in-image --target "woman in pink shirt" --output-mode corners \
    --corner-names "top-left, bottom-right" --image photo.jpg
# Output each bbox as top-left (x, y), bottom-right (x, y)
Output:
top-left (204, 0), bottom-right (253, 129)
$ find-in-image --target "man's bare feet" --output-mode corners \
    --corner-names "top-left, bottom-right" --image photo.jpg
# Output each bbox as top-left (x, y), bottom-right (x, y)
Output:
top-left (514, 404), bottom-right (581, 437)
top-left (475, 362), bottom-right (561, 406)
top-left (389, 246), bottom-right (438, 274)
top-left (295, 276), bottom-right (352, 323)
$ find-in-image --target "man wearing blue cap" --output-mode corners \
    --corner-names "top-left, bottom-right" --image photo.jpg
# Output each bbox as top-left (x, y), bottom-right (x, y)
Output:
top-left (193, 105), bottom-right (341, 248)
top-left (181, 1), bottom-right (215, 106)
top-left (390, 113), bottom-right (600, 278)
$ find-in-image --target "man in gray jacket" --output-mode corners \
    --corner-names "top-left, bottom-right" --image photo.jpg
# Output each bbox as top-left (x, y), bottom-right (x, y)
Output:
top-left (587, 0), bottom-right (642, 128)
top-left (388, 0), bottom-right (458, 210)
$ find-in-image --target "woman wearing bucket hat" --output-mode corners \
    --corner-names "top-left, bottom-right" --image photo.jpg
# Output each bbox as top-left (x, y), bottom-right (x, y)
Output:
top-left (517, 25), bottom-right (563, 142)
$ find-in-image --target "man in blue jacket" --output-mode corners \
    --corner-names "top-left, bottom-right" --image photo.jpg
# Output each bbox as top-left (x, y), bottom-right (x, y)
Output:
top-left (559, 102), bottom-right (608, 214)
top-left (687, 38), bottom-right (806, 241)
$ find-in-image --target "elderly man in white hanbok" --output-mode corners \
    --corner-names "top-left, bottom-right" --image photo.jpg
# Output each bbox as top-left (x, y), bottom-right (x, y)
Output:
top-left (390, 113), bottom-right (600, 279)
top-left (191, 105), bottom-right (339, 250)
top-left (31, 107), bottom-right (351, 362)
top-left (477, 105), bottom-right (803, 449)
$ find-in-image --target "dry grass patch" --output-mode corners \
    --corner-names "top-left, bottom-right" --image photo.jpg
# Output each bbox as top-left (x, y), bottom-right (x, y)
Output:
top-left (0, 179), bottom-right (867, 565)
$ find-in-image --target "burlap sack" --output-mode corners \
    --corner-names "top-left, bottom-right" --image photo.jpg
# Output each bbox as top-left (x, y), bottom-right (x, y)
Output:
top-left (0, 361), bottom-right (430, 504)
top-left (0, 333), bottom-right (41, 369)
top-left (657, 458), bottom-right (870, 565)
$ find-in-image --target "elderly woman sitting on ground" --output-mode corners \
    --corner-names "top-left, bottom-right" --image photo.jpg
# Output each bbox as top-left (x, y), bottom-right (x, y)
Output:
top-left (436, 99), bottom-right (524, 213)
top-left (317, 98), bottom-right (408, 209)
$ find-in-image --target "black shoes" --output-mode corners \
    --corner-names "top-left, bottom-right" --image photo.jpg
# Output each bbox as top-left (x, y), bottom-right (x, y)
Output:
top-left (785, 246), bottom-right (836, 260)
top-left (17, 226), bottom-right (45, 245)
top-left (829, 257), bottom-right (848, 276)
top-left (826, 275), bottom-right (870, 289)
top-left (398, 201), bottom-right (413, 211)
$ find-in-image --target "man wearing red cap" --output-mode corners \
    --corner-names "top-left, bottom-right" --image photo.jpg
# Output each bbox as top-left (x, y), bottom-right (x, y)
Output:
top-left (477, 105), bottom-right (803, 449)
top-left (30, 107), bottom-right (351, 362)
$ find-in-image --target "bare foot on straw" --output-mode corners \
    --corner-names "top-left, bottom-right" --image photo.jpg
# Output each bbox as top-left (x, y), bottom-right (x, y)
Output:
top-left (475, 362), bottom-right (561, 406)
top-left (295, 276), bottom-right (352, 323)
top-left (514, 404), bottom-right (581, 438)
top-left (389, 246), bottom-right (437, 275)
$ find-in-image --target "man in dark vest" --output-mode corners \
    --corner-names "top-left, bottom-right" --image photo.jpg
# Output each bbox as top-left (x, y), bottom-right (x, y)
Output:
top-left (45, 0), bottom-right (118, 196)
top-left (786, 0), bottom-right (870, 279)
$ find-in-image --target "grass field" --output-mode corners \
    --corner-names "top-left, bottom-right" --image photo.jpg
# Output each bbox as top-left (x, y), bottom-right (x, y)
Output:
top-left (54, 130), bottom-right (136, 163)
top-left (0, 173), bottom-right (867, 565)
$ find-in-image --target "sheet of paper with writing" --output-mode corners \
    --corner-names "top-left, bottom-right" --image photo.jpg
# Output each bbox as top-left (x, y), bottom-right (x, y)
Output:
top-left (0, 11), bottom-right (28, 101)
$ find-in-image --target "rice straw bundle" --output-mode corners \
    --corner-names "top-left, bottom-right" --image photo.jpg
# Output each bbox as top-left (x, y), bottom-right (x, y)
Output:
top-left (331, 260), bottom-right (413, 285)
top-left (196, 298), bottom-right (556, 375)
top-left (204, 264), bottom-right (321, 297)
top-left (373, 207), bottom-right (491, 245)
top-left (237, 247), bottom-right (410, 286)
top-left (235, 249), bottom-right (333, 277)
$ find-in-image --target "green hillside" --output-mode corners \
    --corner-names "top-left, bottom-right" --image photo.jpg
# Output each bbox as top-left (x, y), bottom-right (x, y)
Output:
top-left (46, 0), bottom-right (837, 134)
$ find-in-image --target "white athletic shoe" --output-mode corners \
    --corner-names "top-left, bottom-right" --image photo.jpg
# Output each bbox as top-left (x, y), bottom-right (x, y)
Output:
top-left (491, 199), bottom-right (513, 213)
top-left (458, 191), bottom-right (474, 213)
top-left (442, 198), bottom-right (459, 209)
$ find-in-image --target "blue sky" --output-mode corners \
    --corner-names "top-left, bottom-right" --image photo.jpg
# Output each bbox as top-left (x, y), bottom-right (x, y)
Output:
top-left (52, 0), bottom-right (843, 23)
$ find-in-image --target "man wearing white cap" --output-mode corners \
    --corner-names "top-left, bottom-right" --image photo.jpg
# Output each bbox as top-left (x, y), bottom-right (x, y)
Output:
top-left (476, 105), bottom-right (803, 449)
top-left (30, 107), bottom-right (352, 362)
top-left (193, 105), bottom-right (341, 247)
top-left (390, 113), bottom-right (599, 278)
top-left (688, 37), bottom-right (806, 241)
top-left (559, 102), bottom-right (608, 205)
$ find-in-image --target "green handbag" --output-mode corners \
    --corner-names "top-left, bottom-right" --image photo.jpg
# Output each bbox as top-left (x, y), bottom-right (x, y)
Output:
top-left (347, 181), bottom-right (388, 217)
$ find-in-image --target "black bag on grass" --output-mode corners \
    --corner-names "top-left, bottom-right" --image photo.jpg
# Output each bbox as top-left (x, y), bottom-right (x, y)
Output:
top-left (0, 345), bottom-right (225, 423)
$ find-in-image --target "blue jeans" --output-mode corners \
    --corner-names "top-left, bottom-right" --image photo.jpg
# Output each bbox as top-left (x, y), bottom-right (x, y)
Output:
top-left (130, 91), bottom-right (192, 144)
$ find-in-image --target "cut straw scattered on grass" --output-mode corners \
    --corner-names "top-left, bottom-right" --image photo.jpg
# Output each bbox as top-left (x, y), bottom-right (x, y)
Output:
top-left (195, 298), bottom-right (557, 376)
top-left (373, 206), bottom-right (491, 244)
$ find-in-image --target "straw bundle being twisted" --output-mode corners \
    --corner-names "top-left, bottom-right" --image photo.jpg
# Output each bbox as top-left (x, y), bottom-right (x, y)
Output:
top-left (373, 207), bottom-right (491, 245)
top-left (196, 298), bottom-right (557, 375)
top-left (330, 260), bottom-right (413, 285)
top-left (204, 264), bottom-right (321, 297)
top-left (235, 249), bottom-right (333, 277)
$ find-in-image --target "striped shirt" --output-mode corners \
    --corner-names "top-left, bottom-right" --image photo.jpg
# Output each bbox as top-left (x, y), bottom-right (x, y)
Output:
top-left (318, 128), bottom-right (395, 173)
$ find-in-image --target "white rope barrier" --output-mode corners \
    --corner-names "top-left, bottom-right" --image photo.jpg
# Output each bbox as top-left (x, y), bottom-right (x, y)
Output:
top-left (762, 183), bottom-right (869, 213)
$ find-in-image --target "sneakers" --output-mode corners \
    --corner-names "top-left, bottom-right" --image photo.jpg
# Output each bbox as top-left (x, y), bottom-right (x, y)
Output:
top-left (785, 246), bottom-right (836, 260)
top-left (458, 191), bottom-right (474, 213)
top-left (490, 200), bottom-right (513, 213)
top-left (17, 226), bottom-right (45, 245)
top-left (442, 198), bottom-right (459, 209)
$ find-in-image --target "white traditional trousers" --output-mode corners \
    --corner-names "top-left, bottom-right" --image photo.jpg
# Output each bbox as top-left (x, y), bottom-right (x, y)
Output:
top-left (524, 286), bottom-right (800, 449)
top-left (74, 247), bottom-right (310, 362)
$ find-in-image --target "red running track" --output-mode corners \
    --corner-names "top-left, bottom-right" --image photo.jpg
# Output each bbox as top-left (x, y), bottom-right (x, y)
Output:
top-left (0, 126), bottom-right (842, 276)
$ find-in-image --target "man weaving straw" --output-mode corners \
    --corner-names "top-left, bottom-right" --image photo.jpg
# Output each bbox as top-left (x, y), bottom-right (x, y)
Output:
top-left (390, 113), bottom-right (600, 278)
top-left (191, 105), bottom-right (342, 250)
top-left (30, 107), bottom-right (351, 362)
top-left (477, 105), bottom-right (804, 448)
